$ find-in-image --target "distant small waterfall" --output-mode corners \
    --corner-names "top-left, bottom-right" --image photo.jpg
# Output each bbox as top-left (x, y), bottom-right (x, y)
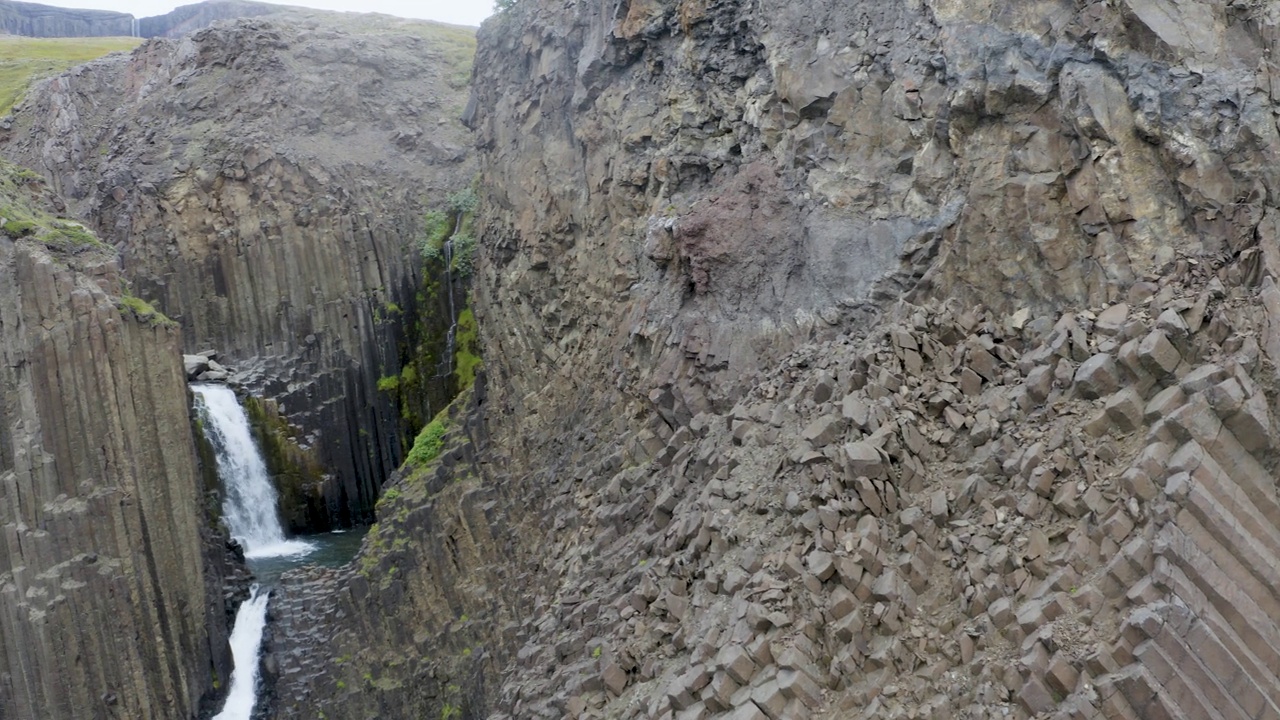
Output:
top-left (192, 384), bottom-right (313, 559)
top-left (439, 236), bottom-right (458, 377)
top-left (212, 585), bottom-right (270, 720)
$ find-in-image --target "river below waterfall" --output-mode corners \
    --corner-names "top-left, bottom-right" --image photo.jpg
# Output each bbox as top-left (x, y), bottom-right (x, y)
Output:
top-left (212, 586), bottom-right (270, 720)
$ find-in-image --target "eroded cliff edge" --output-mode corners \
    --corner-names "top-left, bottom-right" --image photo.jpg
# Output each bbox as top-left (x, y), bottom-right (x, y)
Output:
top-left (0, 0), bottom-right (292, 39)
top-left (273, 1), bottom-right (1280, 719)
top-left (2, 17), bottom-right (477, 526)
top-left (0, 164), bottom-right (232, 720)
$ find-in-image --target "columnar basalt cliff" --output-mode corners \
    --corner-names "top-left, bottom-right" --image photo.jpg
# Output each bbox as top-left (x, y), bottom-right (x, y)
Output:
top-left (0, 166), bottom-right (232, 720)
top-left (268, 1), bottom-right (1280, 719)
top-left (2, 18), bottom-right (476, 526)
top-left (138, 1), bottom-right (287, 38)
top-left (0, 0), bottom-right (297, 39)
top-left (11, 0), bottom-right (1280, 719)
top-left (0, 0), bottom-right (133, 37)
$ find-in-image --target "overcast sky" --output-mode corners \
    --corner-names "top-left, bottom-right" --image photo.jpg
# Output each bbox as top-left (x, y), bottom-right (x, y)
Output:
top-left (35, 1), bottom-right (494, 27)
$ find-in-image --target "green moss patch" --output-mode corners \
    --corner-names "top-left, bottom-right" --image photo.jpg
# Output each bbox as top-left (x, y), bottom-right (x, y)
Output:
top-left (243, 395), bottom-right (329, 532)
top-left (0, 164), bottom-right (111, 254)
top-left (118, 291), bottom-right (177, 327)
top-left (453, 307), bottom-right (482, 391)
top-left (406, 409), bottom-right (450, 467)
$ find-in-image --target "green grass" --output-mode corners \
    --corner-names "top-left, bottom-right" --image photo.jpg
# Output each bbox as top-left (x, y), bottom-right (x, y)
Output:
top-left (326, 17), bottom-right (475, 88)
top-left (0, 36), bottom-right (141, 115)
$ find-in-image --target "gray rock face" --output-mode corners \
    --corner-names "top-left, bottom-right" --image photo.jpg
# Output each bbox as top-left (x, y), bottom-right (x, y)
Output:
top-left (0, 207), bottom-right (232, 717)
top-left (2, 17), bottom-right (475, 526)
top-left (0, 0), bottom-right (133, 37)
top-left (183, 353), bottom-right (210, 378)
top-left (467, 0), bottom-right (1280, 423)
top-left (267, 1), bottom-right (1280, 719)
top-left (139, 1), bottom-right (286, 38)
top-left (0, 0), bottom-right (294, 39)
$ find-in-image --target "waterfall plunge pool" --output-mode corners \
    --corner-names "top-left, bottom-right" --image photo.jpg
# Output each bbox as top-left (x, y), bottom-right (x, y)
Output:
top-left (246, 527), bottom-right (368, 586)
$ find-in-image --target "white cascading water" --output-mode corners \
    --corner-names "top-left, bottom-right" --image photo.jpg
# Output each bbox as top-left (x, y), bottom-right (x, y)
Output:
top-left (192, 384), bottom-right (313, 559)
top-left (213, 585), bottom-right (271, 720)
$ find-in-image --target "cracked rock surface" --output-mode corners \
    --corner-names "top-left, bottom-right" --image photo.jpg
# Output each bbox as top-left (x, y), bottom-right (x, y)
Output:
top-left (269, 1), bottom-right (1280, 719)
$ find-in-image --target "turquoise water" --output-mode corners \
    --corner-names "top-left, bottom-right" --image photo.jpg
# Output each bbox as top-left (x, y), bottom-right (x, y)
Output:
top-left (246, 528), bottom-right (368, 587)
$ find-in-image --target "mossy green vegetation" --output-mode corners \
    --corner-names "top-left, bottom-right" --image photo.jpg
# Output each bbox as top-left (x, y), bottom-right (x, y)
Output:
top-left (419, 188), bottom-right (478, 276)
top-left (118, 290), bottom-right (177, 327)
top-left (243, 395), bottom-right (329, 532)
top-left (418, 209), bottom-right (452, 262)
top-left (406, 409), bottom-right (450, 467)
top-left (357, 388), bottom-right (481, 579)
top-left (453, 307), bottom-right (482, 390)
top-left (450, 232), bottom-right (477, 278)
top-left (0, 216), bottom-right (36, 236)
top-left (375, 487), bottom-right (401, 512)
top-left (0, 36), bottom-right (141, 115)
top-left (0, 161), bottom-right (111, 255)
top-left (385, 183), bottom-right (484, 451)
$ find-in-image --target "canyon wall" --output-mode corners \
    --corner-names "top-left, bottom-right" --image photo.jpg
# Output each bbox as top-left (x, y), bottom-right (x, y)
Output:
top-left (0, 0), bottom-right (132, 37)
top-left (0, 0), bottom-right (294, 39)
top-left (0, 166), bottom-right (232, 719)
top-left (272, 1), bottom-right (1280, 719)
top-left (1, 17), bottom-right (476, 525)
top-left (468, 0), bottom-right (1280, 421)
top-left (139, 1), bottom-right (286, 38)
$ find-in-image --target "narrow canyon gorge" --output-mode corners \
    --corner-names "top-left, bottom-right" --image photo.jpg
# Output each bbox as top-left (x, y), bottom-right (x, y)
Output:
top-left (5, 1), bottom-right (1280, 719)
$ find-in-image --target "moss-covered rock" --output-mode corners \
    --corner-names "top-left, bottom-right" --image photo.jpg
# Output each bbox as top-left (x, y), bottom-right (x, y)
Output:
top-left (0, 159), bottom-right (111, 256)
top-left (382, 198), bottom-right (484, 452)
top-left (243, 395), bottom-right (331, 533)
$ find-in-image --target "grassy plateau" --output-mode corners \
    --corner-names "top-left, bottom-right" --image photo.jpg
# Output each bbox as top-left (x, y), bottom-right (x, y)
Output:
top-left (0, 35), bottom-right (141, 115)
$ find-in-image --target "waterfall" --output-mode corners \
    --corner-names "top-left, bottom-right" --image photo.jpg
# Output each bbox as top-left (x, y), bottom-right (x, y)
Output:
top-left (436, 233), bottom-right (458, 379)
top-left (213, 585), bottom-right (270, 720)
top-left (192, 384), bottom-right (313, 559)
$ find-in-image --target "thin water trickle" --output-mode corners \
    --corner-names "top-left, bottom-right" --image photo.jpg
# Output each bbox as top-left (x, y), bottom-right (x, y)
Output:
top-left (437, 234), bottom-right (458, 379)
top-left (212, 585), bottom-right (270, 720)
top-left (192, 384), bottom-right (314, 559)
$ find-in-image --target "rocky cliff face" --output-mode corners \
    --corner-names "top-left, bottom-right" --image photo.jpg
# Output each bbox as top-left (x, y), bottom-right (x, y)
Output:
top-left (1, 17), bottom-right (476, 526)
top-left (0, 0), bottom-right (133, 37)
top-left (0, 164), bottom-right (232, 719)
top-left (270, 1), bottom-right (1280, 719)
top-left (139, 1), bottom-right (286, 39)
top-left (0, 0), bottom-right (297, 39)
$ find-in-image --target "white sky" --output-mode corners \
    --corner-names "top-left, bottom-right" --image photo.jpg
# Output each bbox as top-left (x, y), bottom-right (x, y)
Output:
top-left (34, 1), bottom-right (495, 27)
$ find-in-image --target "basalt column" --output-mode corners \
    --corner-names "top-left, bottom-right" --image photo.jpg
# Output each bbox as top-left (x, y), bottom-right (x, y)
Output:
top-left (1, 17), bottom-right (477, 525)
top-left (0, 233), bottom-right (231, 720)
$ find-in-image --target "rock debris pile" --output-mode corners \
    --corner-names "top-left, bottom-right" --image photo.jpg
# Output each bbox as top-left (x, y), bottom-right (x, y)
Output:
top-left (483, 254), bottom-right (1280, 720)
